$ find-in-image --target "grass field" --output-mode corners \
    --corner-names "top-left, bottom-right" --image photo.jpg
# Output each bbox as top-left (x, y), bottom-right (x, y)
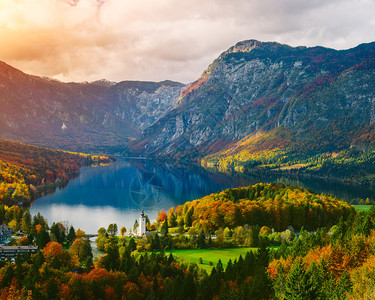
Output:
top-left (353, 205), bottom-right (372, 212)
top-left (164, 248), bottom-right (257, 272)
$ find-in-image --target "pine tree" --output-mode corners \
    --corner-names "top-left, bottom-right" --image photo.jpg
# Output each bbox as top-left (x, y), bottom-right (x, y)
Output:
top-left (273, 264), bottom-right (287, 299)
top-left (285, 259), bottom-right (313, 299)
top-left (197, 230), bottom-right (206, 249)
top-left (305, 262), bottom-right (321, 299)
top-left (67, 225), bottom-right (76, 245)
top-left (184, 207), bottom-right (194, 227)
top-left (332, 271), bottom-right (352, 300)
top-left (361, 215), bottom-right (373, 236)
top-left (161, 219), bottom-right (168, 237)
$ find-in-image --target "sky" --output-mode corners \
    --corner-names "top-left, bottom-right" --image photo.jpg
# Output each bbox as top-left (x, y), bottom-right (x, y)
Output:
top-left (0, 0), bottom-right (375, 84)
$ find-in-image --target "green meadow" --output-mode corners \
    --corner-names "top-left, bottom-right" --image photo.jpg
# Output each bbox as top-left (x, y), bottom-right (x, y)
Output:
top-left (353, 205), bottom-right (372, 212)
top-left (164, 248), bottom-right (257, 272)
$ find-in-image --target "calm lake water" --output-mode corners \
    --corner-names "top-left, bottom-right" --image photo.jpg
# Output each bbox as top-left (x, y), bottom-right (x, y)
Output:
top-left (30, 158), bottom-right (375, 234)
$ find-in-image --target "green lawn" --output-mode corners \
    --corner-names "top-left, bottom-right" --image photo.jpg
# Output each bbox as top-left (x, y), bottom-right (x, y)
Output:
top-left (164, 248), bottom-right (257, 272)
top-left (353, 205), bottom-right (372, 212)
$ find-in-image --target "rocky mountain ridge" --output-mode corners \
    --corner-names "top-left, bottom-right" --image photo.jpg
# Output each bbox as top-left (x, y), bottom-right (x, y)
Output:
top-left (138, 40), bottom-right (375, 161)
top-left (0, 61), bottom-right (185, 151)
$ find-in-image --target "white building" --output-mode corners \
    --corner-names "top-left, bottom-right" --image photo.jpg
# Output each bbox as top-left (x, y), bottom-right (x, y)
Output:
top-left (138, 209), bottom-right (146, 237)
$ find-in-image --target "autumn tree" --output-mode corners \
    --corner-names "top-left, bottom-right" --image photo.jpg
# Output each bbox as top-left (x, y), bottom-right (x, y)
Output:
top-left (157, 209), bottom-right (167, 223)
top-left (120, 226), bottom-right (127, 238)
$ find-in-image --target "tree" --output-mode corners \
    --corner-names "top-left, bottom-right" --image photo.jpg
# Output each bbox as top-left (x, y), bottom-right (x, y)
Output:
top-left (168, 212), bottom-right (177, 227)
top-left (247, 225), bottom-right (260, 247)
top-left (107, 224), bottom-right (118, 237)
top-left (160, 220), bottom-right (168, 237)
top-left (70, 238), bottom-right (93, 266)
top-left (43, 241), bottom-right (63, 263)
top-left (8, 219), bottom-right (18, 231)
top-left (17, 236), bottom-right (30, 246)
top-left (96, 227), bottom-right (107, 251)
top-left (273, 264), bottom-right (287, 299)
top-left (128, 238), bottom-right (136, 252)
top-left (36, 227), bottom-right (50, 249)
top-left (157, 209), bottom-right (167, 223)
top-left (133, 219), bottom-right (139, 232)
top-left (197, 230), bottom-right (206, 249)
top-left (101, 237), bottom-right (120, 270)
top-left (21, 210), bottom-right (32, 233)
top-left (184, 207), bottom-right (194, 227)
top-left (50, 223), bottom-right (63, 244)
top-left (67, 226), bottom-right (76, 245)
top-left (120, 226), bottom-right (127, 238)
top-left (285, 259), bottom-right (312, 299)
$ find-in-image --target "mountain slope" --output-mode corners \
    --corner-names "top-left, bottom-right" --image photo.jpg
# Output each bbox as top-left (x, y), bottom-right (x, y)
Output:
top-left (0, 138), bottom-right (114, 204)
top-left (0, 61), bottom-right (184, 151)
top-left (138, 40), bottom-right (375, 174)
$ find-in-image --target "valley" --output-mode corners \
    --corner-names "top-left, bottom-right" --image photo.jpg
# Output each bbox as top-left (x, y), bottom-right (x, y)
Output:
top-left (1, 39), bottom-right (375, 299)
top-left (2, 40), bottom-right (375, 184)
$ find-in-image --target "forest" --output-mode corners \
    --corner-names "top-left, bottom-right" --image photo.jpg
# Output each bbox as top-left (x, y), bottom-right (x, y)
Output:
top-left (168, 183), bottom-right (354, 232)
top-left (201, 125), bottom-right (375, 185)
top-left (0, 183), bottom-right (373, 298)
top-left (0, 139), bottom-right (113, 205)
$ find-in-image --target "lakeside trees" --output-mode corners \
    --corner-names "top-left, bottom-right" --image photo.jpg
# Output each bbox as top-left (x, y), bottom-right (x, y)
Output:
top-left (0, 183), bottom-right (374, 298)
top-left (0, 139), bottom-right (114, 205)
top-left (171, 183), bottom-right (354, 232)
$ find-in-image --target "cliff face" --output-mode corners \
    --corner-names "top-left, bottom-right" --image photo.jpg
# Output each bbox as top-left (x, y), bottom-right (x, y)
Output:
top-left (2, 40), bottom-right (375, 158)
top-left (0, 61), bottom-right (184, 151)
top-left (140, 40), bottom-right (375, 158)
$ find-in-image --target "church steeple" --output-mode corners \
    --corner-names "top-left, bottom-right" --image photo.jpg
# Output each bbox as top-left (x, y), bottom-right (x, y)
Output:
top-left (138, 209), bottom-right (146, 237)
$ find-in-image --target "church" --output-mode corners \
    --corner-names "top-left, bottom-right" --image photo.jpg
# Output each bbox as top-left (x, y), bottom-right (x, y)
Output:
top-left (136, 209), bottom-right (146, 237)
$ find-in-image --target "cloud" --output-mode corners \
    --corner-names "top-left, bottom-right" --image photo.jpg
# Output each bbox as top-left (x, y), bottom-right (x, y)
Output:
top-left (0, 0), bottom-right (374, 83)
top-left (62, 0), bottom-right (80, 6)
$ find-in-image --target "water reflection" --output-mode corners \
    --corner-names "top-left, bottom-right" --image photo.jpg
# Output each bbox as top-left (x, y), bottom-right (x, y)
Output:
top-left (30, 158), bottom-right (375, 233)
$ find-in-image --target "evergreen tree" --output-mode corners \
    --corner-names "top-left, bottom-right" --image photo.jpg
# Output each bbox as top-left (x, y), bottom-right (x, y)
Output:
top-left (333, 271), bottom-right (352, 300)
top-left (184, 207), bottom-right (194, 227)
top-left (361, 215), bottom-right (373, 236)
top-left (133, 219), bottom-right (139, 232)
top-left (248, 225), bottom-right (259, 247)
top-left (128, 238), bottom-right (136, 252)
top-left (161, 219), bottom-right (168, 237)
top-left (168, 212), bottom-right (177, 227)
top-left (305, 262), bottom-right (322, 299)
top-left (272, 263), bottom-right (285, 299)
top-left (50, 222), bottom-right (62, 244)
top-left (285, 259), bottom-right (313, 299)
top-left (67, 225), bottom-right (76, 245)
top-left (197, 230), bottom-right (206, 249)
top-left (21, 210), bottom-right (32, 233)
top-left (36, 227), bottom-right (50, 249)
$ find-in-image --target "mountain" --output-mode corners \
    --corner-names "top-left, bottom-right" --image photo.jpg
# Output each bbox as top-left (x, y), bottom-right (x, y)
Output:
top-left (137, 40), bottom-right (375, 178)
top-left (0, 61), bottom-right (185, 151)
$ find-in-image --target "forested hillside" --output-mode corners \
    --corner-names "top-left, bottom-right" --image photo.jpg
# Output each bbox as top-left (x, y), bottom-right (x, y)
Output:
top-left (201, 127), bottom-right (375, 183)
top-left (0, 184), bottom-right (373, 299)
top-left (0, 139), bottom-right (112, 204)
top-left (172, 183), bottom-right (354, 231)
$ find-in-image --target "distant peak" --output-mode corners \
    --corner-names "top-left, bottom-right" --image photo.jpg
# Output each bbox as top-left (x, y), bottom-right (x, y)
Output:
top-left (225, 40), bottom-right (296, 55)
top-left (91, 79), bottom-right (117, 86)
top-left (230, 40), bottom-right (264, 53)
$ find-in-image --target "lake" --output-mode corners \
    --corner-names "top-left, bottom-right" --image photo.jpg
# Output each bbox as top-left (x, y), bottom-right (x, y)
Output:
top-left (30, 158), bottom-right (375, 234)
